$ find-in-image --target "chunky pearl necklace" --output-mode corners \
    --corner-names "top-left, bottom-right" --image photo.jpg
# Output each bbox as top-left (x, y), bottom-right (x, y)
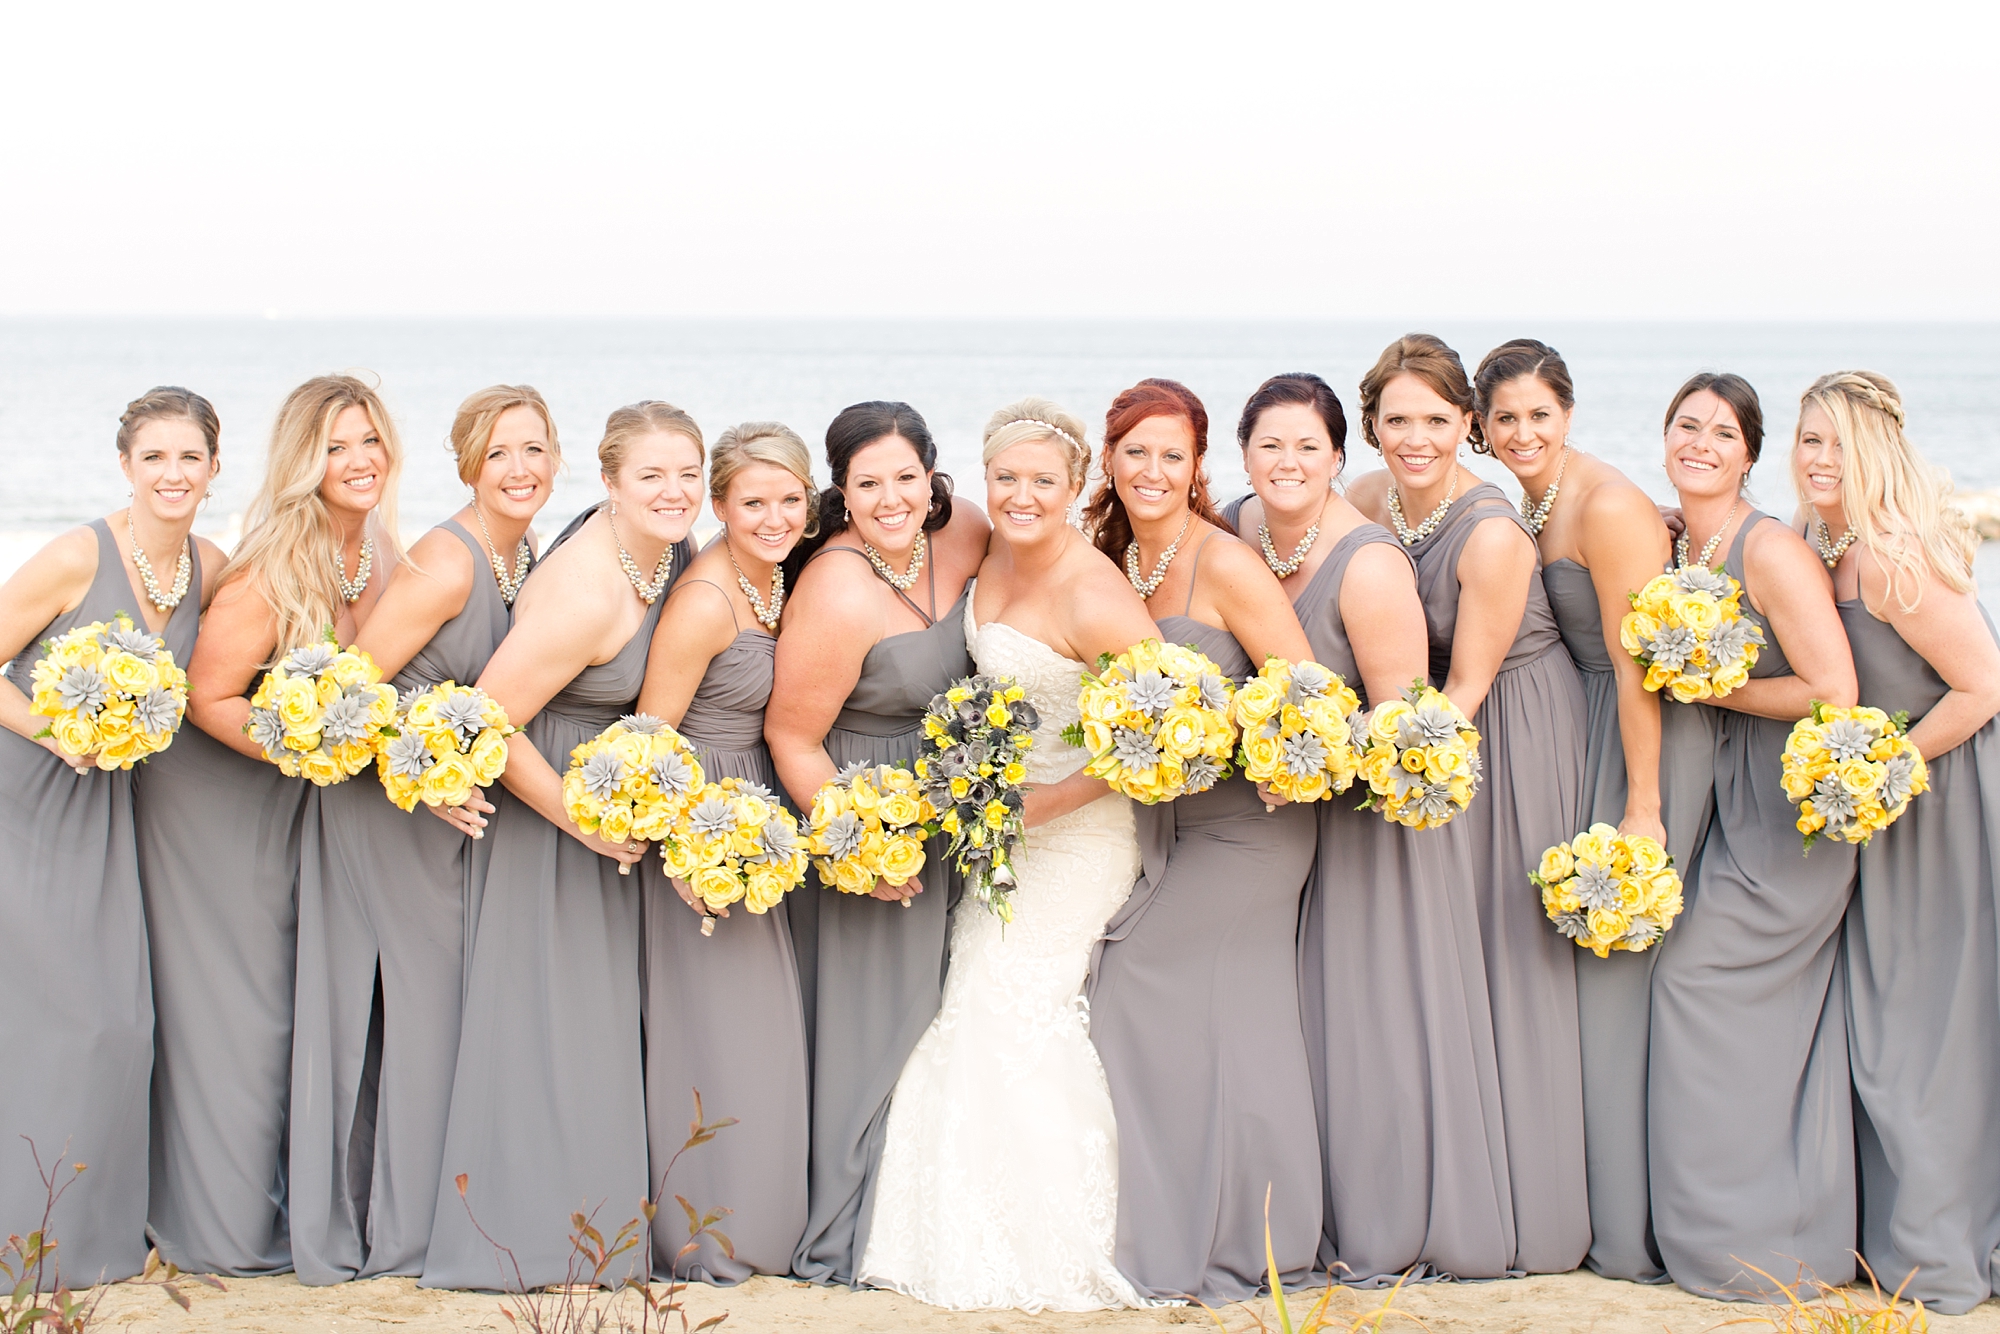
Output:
top-left (1124, 513), bottom-right (1193, 599)
top-left (128, 513), bottom-right (190, 613)
top-left (1387, 470), bottom-right (1460, 547)
top-left (609, 510), bottom-right (673, 604)
top-left (1812, 514), bottom-right (1858, 570)
top-left (472, 506), bottom-right (532, 606)
top-left (863, 531), bottom-right (926, 592)
top-left (334, 538), bottom-right (374, 604)
top-left (729, 543), bottom-right (785, 630)
top-left (1675, 497), bottom-right (1742, 570)
top-left (1519, 445), bottom-right (1571, 537)
top-left (1258, 521), bottom-right (1319, 577)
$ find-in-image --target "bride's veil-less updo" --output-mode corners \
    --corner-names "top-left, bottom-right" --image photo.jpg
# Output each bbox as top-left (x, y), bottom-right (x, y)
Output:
top-left (793, 401), bottom-right (954, 565)
top-left (980, 397), bottom-right (1091, 489)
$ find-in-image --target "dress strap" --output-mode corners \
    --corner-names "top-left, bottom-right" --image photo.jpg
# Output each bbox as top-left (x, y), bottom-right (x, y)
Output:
top-left (677, 577), bottom-right (740, 632)
top-left (802, 543), bottom-right (935, 627)
top-left (1183, 529), bottom-right (1218, 616)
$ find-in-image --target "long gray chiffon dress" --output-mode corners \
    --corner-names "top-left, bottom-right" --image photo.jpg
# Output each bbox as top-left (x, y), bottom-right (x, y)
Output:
top-left (790, 549), bottom-right (970, 1287)
top-left (1840, 597), bottom-right (2000, 1314)
top-left (419, 532), bottom-right (683, 1292)
top-left (1, 520), bottom-right (196, 1285)
top-left (637, 597), bottom-right (809, 1284)
top-left (137, 570), bottom-right (308, 1277)
top-left (1649, 514), bottom-right (1859, 1301)
top-left (1408, 482), bottom-right (1590, 1275)
top-left (289, 521), bottom-right (514, 1284)
top-left (1087, 537), bottom-right (1321, 1303)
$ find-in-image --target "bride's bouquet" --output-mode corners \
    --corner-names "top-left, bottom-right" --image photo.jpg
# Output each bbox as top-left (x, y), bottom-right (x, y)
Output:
top-left (246, 636), bottom-right (398, 785)
top-left (1352, 681), bottom-right (1482, 829)
top-left (1231, 657), bottom-right (1362, 804)
top-left (28, 613), bottom-right (188, 769)
top-left (378, 681), bottom-right (514, 811)
top-left (561, 713), bottom-right (705, 873)
top-left (661, 777), bottom-right (809, 934)
top-left (1781, 702), bottom-right (1929, 850)
top-left (1063, 639), bottom-right (1237, 804)
top-left (806, 762), bottom-right (936, 896)
top-left (915, 674), bottom-right (1035, 923)
top-left (1620, 566), bottom-right (1765, 703)
top-left (1533, 823), bottom-right (1684, 957)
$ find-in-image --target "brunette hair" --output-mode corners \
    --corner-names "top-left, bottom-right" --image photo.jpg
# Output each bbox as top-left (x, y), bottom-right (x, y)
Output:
top-left (447, 384), bottom-right (561, 484)
top-left (1083, 378), bottom-right (1221, 561)
top-left (796, 400), bottom-right (953, 561)
top-left (1357, 333), bottom-right (1478, 451)
top-left (1472, 340), bottom-right (1574, 455)
top-left (1235, 372), bottom-right (1347, 457)
top-left (1664, 372), bottom-right (1764, 463)
top-left (117, 386), bottom-right (220, 458)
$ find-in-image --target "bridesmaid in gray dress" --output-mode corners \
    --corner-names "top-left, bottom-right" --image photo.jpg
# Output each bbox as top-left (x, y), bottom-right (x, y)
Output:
top-left (1646, 373), bottom-right (1861, 1301)
top-left (1224, 373), bottom-right (1516, 1283)
top-left (146, 374), bottom-right (406, 1275)
top-left (1471, 341), bottom-right (1694, 1283)
top-left (1347, 335), bottom-right (1590, 1275)
top-left (1079, 379), bottom-right (1320, 1302)
top-left (632, 423), bottom-right (815, 1284)
top-left (288, 386), bottom-right (556, 1283)
top-left (422, 403), bottom-right (701, 1291)
top-left (1795, 372), bottom-right (2000, 1314)
top-left (0, 390), bottom-right (223, 1286)
top-left (766, 402), bottom-right (987, 1286)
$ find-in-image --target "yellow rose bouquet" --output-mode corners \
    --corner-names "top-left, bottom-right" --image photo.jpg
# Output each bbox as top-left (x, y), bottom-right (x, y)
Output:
top-left (1352, 680), bottom-right (1482, 829)
top-left (1532, 823), bottom-right (1685, 957)
top-left (915, 674), bottom-right (1035, 923)
top-left (1231, 657), bottom-right (1362, 805)
top-left (1619, 565), bottom-right (1766, 703)
top-left (561, 713), bottom-right (706, 874)
top-left (660, 777), bottom-right (809, 936)
top-left (1061, 639), bottom-right (1237, 804)
top-left (245, 637), bottom-right (398, 785)
top-left (807, 761), bottom-right (936, 897)
top-left (1781, 702), bottom-right (1929, 850)
top-left (28, 613), bottom-right (188, 769)
top-left (378, 681), bottom-right (515, 812)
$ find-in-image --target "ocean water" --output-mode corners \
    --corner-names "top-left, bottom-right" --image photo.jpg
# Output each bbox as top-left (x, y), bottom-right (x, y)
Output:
top-left (3, 319), bottom-right (1996, 597)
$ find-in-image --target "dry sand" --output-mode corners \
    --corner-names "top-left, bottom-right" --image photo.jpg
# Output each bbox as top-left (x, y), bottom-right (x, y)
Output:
top-left (79, 1269), bottom-right (1999, 1333)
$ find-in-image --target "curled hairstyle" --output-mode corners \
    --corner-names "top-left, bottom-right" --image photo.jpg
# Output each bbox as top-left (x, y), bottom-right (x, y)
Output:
top-left (1357, 334), bottom-right (1479, 451)
top-left (1472, 340), bottom-right (1574, 455)
top-left (117, 386), bottom-right (220, 459)
top-left (599, 401), bottom-right (703, 482)
top-left (219, 374), bottom-right (406, 662)
top-left (448, 385), bottom-right (561, 484)
top-left (710, 421), bottom-right (819, 536)
top-left (982, 396), bottom-right (1091, 488)
top-left (1083, 379), bottom-right (1221, 562)
top-left (1664, 372), bottom-right (1764, 464)
top-left (799, 401), bottom-right (954, 561)
top-left (1796, 370), bottom-right (1974, 610)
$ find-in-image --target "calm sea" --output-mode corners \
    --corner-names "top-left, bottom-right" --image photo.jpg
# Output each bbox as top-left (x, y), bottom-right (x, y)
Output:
top-left (3, 319), bottom-right (1996, 597)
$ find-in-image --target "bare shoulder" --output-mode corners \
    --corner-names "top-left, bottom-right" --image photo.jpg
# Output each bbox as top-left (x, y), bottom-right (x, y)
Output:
top-left (940, 495), bottom-right (992, 550)
top-left (658, 568), bottom-right (739, 651)
top-left (407, 524), bottom-right (476, 585)
top-left (788, 548), bottom-right (883, 629)
top-left (1228, 494), bottom-right (1263, 537)
top-left (1744, 515), bottom-right (1828, 587)
top-left (1578, 469), bottom-right (1666, 532)
top-left (1344, 468), bottom-right (1392, 519)
top-left (27, 525), bottom-right (102, 585)
top-left (1346, 538), bottom-right (1417, 590)
top-left (1198, 528), bottom-right (1277, 586)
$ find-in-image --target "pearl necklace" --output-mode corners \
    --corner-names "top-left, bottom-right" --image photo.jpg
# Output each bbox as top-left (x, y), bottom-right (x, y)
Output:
top-left (1813, 515), bottom-right (1858, 570)
top-left (1387, 470), bottom-right (1460, 547)
top-left (728, 543), bottom-right (785, 630)
top-left (609, 511), bottom-right (673, 604)
top-left (472, 506), bottom-right (532, 606)
top-left (1675, 497), bottom-right (1742, 570)
top-left (1258, 520), bottom-right (1319, 577)
top-left (128, 513), bottom-right (190, 613)
top-left (1125, 512), bottom-right (1193, 599)
top-left (863, 531), bottom-right (926, 592)
top-left (334, 538), bottom-right (374, 604)
top-left (1520, 445), bottom-right (1571, 537)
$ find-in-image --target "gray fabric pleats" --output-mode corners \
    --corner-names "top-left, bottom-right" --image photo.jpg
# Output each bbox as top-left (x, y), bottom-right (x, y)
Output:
top-left (1650, 514), bottom-right (1858, 1301)
top-left (1089, 613), bottom-right (1320, 1303)
top-left (790, 584), bottom-right (970, 1287)
top-left (1841, 599), bottom-right (2000, 1315)
top-left (290, 522), bottom-right (513, 1284)
top-left (639, 624), bottom-right (809, 1283)
top-left (1, 520), bottom-right (194, 1285)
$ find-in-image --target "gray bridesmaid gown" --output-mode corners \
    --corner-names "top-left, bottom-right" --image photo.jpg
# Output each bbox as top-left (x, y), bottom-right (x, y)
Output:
top-left (1408, 482), bottom-right (1590, 1275)
top-left (1087, 536), bottom-right (1321, 1303)
top-left (289, 521), bottom-right (513, 1284)
top-left (1, 520), bottom-right (196, 1285)
top-left (637, 598), bottom-right (809, 1284)
top-left (789, 550), bottom-right (970, 1287)
top-left (1649, 514), bottom-right (1859, 1301)
top-left (418, 529), bottom-right (685, 1292)
top-left (137, 571), bottom-right (308, 1276)
top-left (1840, 597), bottom-right (2000, 1314)
top-left (1288, 522), bottom-right (1516, 1283)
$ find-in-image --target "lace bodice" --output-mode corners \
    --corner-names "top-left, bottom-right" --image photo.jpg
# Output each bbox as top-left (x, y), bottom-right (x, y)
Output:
top-left (964, 597), bottom-right (1088, 787)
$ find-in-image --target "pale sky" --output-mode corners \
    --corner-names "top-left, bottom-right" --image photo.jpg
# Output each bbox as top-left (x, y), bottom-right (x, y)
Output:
top-left (3, 0), bottom-right (1994, 320)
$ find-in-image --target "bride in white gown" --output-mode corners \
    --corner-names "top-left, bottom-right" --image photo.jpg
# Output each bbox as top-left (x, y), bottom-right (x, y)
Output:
top-left (858, 400), bottom-right (1162, 1312)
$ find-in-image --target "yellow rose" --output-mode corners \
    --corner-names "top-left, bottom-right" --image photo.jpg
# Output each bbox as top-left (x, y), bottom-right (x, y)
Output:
top-left (1626, 837), bottom-right (1669, 875)
top-left (1537, 844), bottom-right (1575, 883)
top-left (983, 799), bottom-right (1009, 830)
top-left (1287, 769), bottom-right (1331, 804)
top-left (1618, 611), bottom-right (1660, 657)
top-left (939, 808), bottom-right (961, 834)
top-left (877, 834), bottom-right (927, 886)
top-left (948, 775), bottom-right (971, 800)
top-left (1368, 701), bottom-right (1411, 744)
top-left (1357, 746), bottom-right (1398, 790)
top-left (693, 866), bottom-right (744, 910)
top-left (1159, 707), bottom-right (1208, 759)
top-left (1233, 677), bottom-right (1283, 728)
top-left (1670, 592), bottom-right (1722, 635)
top-left (1668, 674), bottom-right (1713, 704)
top-left (405, 691), bottom-right (441, 731)
top-left (329, 651), bottom-right (377, 688)
top-left (1002, 761), bottom-right (1027, 785)
top-left (850, 775), bottom-right (882, 814)
top-left (1642, 662), bottom-right (1676, 693)
top-left (1711, 661), bottom-right (1751, 696)
top-left (298, 748), bottom-right (344, 786)
top-left (470, 730), bottom-right (509, 784)
top-left (95, 730), bottom-right (144, 770)
top-left (879, 766), bottom-right (917, 793)
top-left (422, 752), bottom-right (478, 808)
top-left (1081, 683), bottom-right (1129, 726)
top-left (985, 701), bottom-right (1012, 728)
top-left (1836, 758), bottom-right (1883, 797)
top-left (743, 865), bottom-right (793, 913)
top-left (1586, 907), bottom-right (1630, 943)
top-left (103, 650), bottom-right (159, 697)
top-left (275, 676), bottom-right (322, 730)
top-left (315, 674), bottom-right (344, 707)
top-left (878, 791), bottom-right (923, 829)
top-left (1779, 765), bottom-right (1818, 800)
top-left (1242, 731), bottom-right (1283, 776)
top-left (1635, 573), bottom-right (1678, 610)
top-left (816, 857), bottom-right (865, 894)
top-left (1570, 827), bottom-right (1615, 865)
top-left (660, 836), bottom-right (701, 877)
top-left (598, 803), bottom-right (635, 845)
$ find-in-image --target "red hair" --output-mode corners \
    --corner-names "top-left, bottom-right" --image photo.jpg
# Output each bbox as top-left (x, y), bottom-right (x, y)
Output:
top-left (1083, 378), bottom-right (1224, 562)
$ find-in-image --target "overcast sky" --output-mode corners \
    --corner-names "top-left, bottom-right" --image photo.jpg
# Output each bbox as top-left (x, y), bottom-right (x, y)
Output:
top-left (3, 0), bottom-right (1994, 320)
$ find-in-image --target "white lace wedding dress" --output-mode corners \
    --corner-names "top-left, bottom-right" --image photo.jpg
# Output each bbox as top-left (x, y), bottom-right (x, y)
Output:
top-left (856, 597), bottom-right (1147, 1312)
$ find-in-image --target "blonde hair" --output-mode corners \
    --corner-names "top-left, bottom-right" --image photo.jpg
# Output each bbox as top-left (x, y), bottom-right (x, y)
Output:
top-left (220, 374), bottom-right (406, 659)
top-left (710, 421), bottom-right (818, 531)
top-left (448, 384), bottom-right (560, 483)
top-left (1795, 370), bottom-right (1975, 611)
top-left (981, 397), bottom-right (1090, 488)
top-left (600, 401), bottom-right (702, 482)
